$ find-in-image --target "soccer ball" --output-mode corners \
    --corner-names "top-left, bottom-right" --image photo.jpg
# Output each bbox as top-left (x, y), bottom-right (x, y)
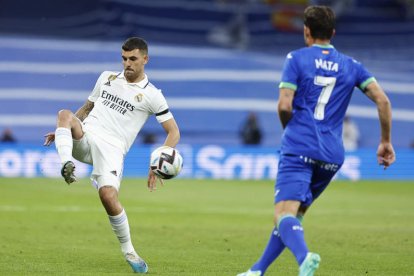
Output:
top-left (150, 146), bottom-right (183, 179)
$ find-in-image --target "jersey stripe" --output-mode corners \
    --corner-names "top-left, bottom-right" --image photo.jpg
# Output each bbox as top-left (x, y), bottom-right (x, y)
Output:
top-left (279, 82), bottom-right (297, 91)
top-left (156, 109), bottom-right (170, 116)
top-left (359, 77), bottom-right (376, 91)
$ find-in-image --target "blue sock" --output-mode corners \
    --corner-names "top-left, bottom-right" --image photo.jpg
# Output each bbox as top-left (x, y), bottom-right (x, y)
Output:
top-left (250, 228), bottom-right (286, 273)
top-left (277, 215), bottom-right (308, 265)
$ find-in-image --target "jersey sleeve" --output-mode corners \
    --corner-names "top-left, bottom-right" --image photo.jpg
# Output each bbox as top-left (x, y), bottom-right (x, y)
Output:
top-left (279, 52), bottom-right (299, 91)
top-left (353, 59), bottom-right (376, 92)
top-left (88, 71), bottom-right (110, 102)
top-left (149, 90), bottom-right (173, 123)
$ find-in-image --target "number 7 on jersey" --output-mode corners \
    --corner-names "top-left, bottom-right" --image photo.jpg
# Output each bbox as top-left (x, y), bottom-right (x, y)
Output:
top-left (314, 76), bottom-right (336, 120)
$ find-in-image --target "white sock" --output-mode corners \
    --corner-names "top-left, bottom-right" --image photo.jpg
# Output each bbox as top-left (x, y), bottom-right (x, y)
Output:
top-left (55, 127), bottom-right (73, 164)
top-left (109, 209), bottom-right (135, 255)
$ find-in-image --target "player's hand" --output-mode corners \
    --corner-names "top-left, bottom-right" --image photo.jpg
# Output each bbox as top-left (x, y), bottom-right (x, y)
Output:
top-left (377, 142), bottom-right (396, 169)
top-left (147, 169), bottom-right (164, 192)
top-left (43, 132), bottom-right (55, 146)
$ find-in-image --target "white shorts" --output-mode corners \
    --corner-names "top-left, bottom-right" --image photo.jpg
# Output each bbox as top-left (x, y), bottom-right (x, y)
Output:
top-left (72, 131), bottom-right (124, 191)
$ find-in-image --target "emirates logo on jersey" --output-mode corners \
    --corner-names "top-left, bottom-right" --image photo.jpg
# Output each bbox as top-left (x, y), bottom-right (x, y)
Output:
top-left (101, 90), bottom-right (135, 115)
top-left (135, 93), bottom-right (143, 102)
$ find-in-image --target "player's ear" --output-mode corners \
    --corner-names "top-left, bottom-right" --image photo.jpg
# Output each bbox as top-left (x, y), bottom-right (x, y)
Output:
top-left (331, 29), bottom-right (336, 38)
top-left (303, 25), bottom-right (311, 37)
top-left (303, 25), bottom-right (311, 45)
top-left (143, 55), bottom-right (149, 65)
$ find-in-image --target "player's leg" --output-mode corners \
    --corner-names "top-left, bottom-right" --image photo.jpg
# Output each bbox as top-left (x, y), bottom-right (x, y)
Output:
top-left (295, 160), bottom-right (339, 276)
top-left (276, 200), bottom-right (322, 276)
top-left (272, 155), bottom-right (312, 266)
top-left (55, 109), bottom-right (84, 183)
top-left (274, 200), bottom-right (310, 264)
top-left (248, 208), bottom-right (306, 274)
top-left (298, 161), bottom-right (340, 272)
top-left (98, 184), bottom-right (134, 254)
top-left (98, 181), bottom-right (148, 273)
top-left (272, 154), bottom-right (323, 276)
top-left (238, 222), bottom-right (305, 276)
top-left (238, 155), bottom-right (311, 276)
top-left (291, 205), bottom-right (320, 276)
top-left (246, 227), bottom-right (286, 275)
top-left (91, 140), bottom-right (147, 273)
top-left (242, 206), bottom-right (301, 273)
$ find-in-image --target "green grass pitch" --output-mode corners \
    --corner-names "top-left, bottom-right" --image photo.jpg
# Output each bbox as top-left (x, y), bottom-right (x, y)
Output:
top-left (0, 178), bottom-right (413, 275)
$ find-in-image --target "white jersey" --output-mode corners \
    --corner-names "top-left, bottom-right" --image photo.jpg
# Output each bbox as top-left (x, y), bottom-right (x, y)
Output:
top-left (83, 71), bottom-right (173, 154)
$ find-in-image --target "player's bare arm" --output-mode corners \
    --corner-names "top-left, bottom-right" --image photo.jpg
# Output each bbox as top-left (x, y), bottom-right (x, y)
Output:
top-left (161, 118), bottom-right (180, 148)
top-left (75, 100), bottom-right (95, 122)
top-left (147, 118), bottom-right (180, 192)
top-left (278, 88), bottom-right (295, 129)
top-left (364, 81), bottom-right (396, 168)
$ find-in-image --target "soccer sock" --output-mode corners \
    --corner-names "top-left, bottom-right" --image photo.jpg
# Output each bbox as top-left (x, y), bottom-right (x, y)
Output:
top-left (250, 228), bottom-right (285, 274)
top-left (108, 209), bottom-right (135, 255)
top-left (277, 214), bottom-right (308, 265)
top-left (54, 127), bottom-right (73, 164)
top-left (250, 215), bottom-right (303, 273)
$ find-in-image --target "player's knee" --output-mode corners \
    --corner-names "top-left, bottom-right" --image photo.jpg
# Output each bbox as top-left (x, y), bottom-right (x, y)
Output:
top-left (58, 109), bottom-right (73, 122)
top-left (98, 186), bottom-right (121, 215)
top-left (98, 186), bottom-right (118, 203)
top-left (274, 204), bottom-right (300, 226)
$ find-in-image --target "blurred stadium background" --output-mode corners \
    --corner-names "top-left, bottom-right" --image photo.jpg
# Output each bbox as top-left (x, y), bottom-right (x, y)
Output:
top-left (0, 0), bottom-right (413, 179)
top-left (1, 1), bottom-right (414, 275)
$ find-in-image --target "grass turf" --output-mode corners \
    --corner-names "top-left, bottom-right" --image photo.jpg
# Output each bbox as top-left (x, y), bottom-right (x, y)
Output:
top-left (0, 178), bottom-right (413, 275)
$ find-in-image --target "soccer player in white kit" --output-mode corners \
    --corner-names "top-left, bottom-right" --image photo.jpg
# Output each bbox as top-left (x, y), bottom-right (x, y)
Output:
top-left (44, 37), bottom-right (180, 273)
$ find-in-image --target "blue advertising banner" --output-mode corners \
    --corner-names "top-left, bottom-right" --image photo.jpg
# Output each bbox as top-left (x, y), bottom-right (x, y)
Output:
top-left (0, 144), bottom-right (412, 180)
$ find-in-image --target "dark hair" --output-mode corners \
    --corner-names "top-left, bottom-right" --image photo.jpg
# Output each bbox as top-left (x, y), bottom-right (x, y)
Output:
top-left (304, 6), bottom-right (335, 40)
top-left (122, 37), bottom-right (148, 55)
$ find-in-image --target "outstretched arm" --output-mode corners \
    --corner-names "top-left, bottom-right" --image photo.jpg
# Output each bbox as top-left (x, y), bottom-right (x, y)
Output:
top-left (147, 117), bottom-right (180, 191)
top-left (364, 81), bottom-right (396, 169)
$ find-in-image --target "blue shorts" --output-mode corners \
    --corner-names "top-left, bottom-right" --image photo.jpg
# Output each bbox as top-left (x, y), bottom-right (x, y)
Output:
top-left (275, 154), bottom-right (341, 207)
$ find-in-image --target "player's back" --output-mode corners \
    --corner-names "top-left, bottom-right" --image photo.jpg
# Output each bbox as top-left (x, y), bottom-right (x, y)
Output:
top-left (279, 44), bottom-right (374, 164)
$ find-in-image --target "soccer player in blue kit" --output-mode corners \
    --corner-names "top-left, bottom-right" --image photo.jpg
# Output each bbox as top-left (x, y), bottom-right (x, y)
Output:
top-left (238, 5), bottom-right (395, 276)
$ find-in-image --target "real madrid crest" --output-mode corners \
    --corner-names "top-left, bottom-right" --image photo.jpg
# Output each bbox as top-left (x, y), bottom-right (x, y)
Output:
top-left (135, 93), bottom-right (143, 102)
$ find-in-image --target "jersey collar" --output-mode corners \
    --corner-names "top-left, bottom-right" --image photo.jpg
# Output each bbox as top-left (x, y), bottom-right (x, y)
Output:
top-left (312, 43), bottom-right (335, 49)
top-left (119, 72), bottom-right (149, 88)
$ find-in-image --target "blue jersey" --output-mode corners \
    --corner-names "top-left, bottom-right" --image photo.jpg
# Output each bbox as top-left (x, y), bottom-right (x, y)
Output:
top-left (279, 44), bottom-right (375, 164)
